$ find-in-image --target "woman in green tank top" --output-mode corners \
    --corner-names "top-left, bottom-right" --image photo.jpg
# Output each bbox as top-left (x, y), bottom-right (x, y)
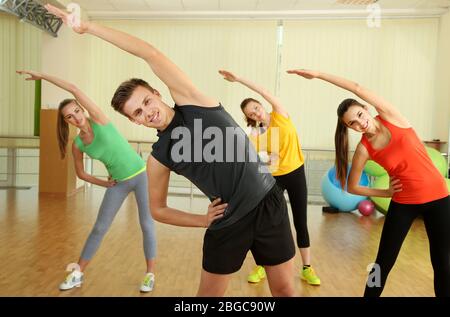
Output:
top-left (17, 70), bottom-right (157, 293)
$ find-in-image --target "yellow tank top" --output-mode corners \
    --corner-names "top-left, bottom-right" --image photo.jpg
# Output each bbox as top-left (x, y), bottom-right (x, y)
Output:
top-left (249, 111), bottom-right (304, 176)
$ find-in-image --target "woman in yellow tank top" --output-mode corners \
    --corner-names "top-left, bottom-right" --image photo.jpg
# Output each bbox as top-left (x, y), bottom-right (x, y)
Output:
top-left (219, 70), bottom-right (321, 286)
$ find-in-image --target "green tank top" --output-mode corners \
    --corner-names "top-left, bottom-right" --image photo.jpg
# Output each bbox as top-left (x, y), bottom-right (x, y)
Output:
top-left (74, 120), bottom-right (145, 181)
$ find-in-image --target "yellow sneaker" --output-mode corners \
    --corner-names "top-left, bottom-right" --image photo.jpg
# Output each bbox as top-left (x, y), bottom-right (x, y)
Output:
top-left (301, 266), bottom-right (321, 286)
top-left (247, 265), bottom-right (266, 283)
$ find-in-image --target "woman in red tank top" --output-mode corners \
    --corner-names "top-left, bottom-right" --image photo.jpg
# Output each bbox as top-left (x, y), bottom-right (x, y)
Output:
top-left (288, 69), bottom-right (450, 297)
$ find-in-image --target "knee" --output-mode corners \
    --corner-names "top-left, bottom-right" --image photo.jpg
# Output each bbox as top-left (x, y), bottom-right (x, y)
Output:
top-left (271, 284), bottom-right (296, 297)
top-left (91, 224), bottom-right (108, 237)
top-left (140, 222), bottom-right (155, 236)
top-left (197, 285), bottom-right (227, 297)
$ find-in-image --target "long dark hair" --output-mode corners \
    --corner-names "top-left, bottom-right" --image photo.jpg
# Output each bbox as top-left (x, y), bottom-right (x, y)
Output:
top-left (335, 98), bottom-right (365, 189)
top-left (56, 98), bottom-right (78, 159)
top-left (240, 97), bottom-right (263, 128)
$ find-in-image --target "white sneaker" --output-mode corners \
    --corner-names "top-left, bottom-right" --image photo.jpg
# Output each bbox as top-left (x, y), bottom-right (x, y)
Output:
top-left (59, 270), bottom-right (84, 291)
top-left (140, 272), bottom-right (155, 292)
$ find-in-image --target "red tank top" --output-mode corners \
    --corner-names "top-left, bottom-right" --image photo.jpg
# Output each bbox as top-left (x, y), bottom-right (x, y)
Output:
top-left (360, 116), bottom-right (448, 204)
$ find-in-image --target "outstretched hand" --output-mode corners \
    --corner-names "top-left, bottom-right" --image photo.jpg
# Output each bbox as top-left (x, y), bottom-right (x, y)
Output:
top-left (286, 69), bottom-right (320, 79)
top-left (219, 70), bottom-right (239, 82)
top-left (44, 3), bottom-right (88, 34)
top-left (16, 70), bottom-right (43, 81)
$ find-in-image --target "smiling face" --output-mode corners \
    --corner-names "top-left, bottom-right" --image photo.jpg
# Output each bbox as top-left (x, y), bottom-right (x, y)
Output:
top-left (60, 101), bottom-right (87, 128)
top-left (242, 100), bottom-right (267, 124)
top-left (111, 78), bottom-right (173, 130)
top-left (341, 104), bottom-right (374, 133)
top-left (121, 85), bottom-right (169, 129)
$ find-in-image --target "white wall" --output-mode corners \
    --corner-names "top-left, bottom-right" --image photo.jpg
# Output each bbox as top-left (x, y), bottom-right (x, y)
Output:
top-left (280, 19), bottom-right (440, 149)
top-left (84, 18), bottom-right (441, 149)
top-left (41, 11), bottom-right (90, 108)
top-left (5, 14), bottom-right (447, 152)
top-left (0, 12), bottom-right (41, 136)
top-left (435, 10), bottom-right (450, 147)
top-left (84, 20), bottom-right (278, 142)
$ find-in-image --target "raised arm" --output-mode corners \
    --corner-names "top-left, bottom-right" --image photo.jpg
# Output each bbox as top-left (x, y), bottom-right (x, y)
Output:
top-left (219, 70), bottom-right (288, 117)
top-left (72, 143), bottom-right (117, 187)
top-left (45, 4), bottom-right (217, 108)
top-left (347, 143), bottom-right (402, 197)
top-left (17, 70), bottom-right (108, 125)
top-left (148, 155), bottom-right (226, 228)
top-left (287, 69), bottom-right (409, 126)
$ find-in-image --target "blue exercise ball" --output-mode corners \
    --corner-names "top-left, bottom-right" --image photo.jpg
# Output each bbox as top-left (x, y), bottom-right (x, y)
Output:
top-left (321, 165), bottom-right (369, 212)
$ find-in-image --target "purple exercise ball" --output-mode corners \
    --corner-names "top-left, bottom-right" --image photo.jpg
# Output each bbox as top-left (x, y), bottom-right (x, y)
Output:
top-left (358, 200), bottom-right (375, 216)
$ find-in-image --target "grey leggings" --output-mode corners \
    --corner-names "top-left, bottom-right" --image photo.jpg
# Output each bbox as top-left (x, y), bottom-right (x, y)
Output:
top-left (80, 171), bottom-right (156, 261)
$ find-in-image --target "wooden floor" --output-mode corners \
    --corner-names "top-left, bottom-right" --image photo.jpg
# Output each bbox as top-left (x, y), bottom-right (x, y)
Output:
top-left (0, 186), bottom-right (435, 297)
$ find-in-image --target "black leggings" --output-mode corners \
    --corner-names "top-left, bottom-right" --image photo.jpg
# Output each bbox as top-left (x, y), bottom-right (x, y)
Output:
top-left (364, 195), bottom-right (450, 297)
top-left (274, 165), bottom-right (309, 248)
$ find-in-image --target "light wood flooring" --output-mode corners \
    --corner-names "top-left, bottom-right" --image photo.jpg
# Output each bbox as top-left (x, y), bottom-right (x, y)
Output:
top-left (0, 187), bottom-right (435, 297)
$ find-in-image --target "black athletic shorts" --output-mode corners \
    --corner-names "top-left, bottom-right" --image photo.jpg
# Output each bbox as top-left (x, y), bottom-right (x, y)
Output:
top-left (202, 184), bottom-right (296, 274)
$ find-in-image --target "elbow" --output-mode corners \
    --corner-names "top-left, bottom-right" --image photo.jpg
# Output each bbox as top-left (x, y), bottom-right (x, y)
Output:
top-left (260, 90), bottom-right (271, 99)
top-left (347, 184), bottom-right (359, 195)
top-left (69, 84), bottom-right (80, 94)
top-left (76, 171), bottom-right (88, 182)
top-left (150, 205), bottom-right (164, 222)
top-left (142, 45), bottom-right (159, 62)
top-left (354, 83), bottom-right (364, 95)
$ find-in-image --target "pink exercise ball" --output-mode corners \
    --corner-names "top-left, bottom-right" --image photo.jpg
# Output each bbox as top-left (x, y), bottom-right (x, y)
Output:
top-left (358, 200), bottom-right (375, 216)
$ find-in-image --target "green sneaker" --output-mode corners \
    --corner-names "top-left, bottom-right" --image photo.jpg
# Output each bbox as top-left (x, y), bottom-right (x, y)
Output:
top-left (140, 272), bottom-right (155, 292)
top-left (247, 265), bottom-right (266, 283)
top-left (59, 270), bottom-right (84, 290)
top-left (301, 266), bottom-right (321, 286)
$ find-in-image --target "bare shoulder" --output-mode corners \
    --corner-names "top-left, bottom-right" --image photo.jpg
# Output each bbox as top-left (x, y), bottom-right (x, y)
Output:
top-left (273, 110), bottom-right (289, 119)
top-left (354, 142), bottom-right (370, 158)
top-left (90, 117), bottom-right (110, 126)
top-left (72, 141), bottom-right (82, 153)
top-left (378, 108), bottom-right (411, 128)
top-left (175, 90), bottom-right (219, 108)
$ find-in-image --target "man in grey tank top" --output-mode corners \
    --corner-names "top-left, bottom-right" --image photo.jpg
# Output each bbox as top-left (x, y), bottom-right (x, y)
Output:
top-left (49, 6), bottom-right (296, 297)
